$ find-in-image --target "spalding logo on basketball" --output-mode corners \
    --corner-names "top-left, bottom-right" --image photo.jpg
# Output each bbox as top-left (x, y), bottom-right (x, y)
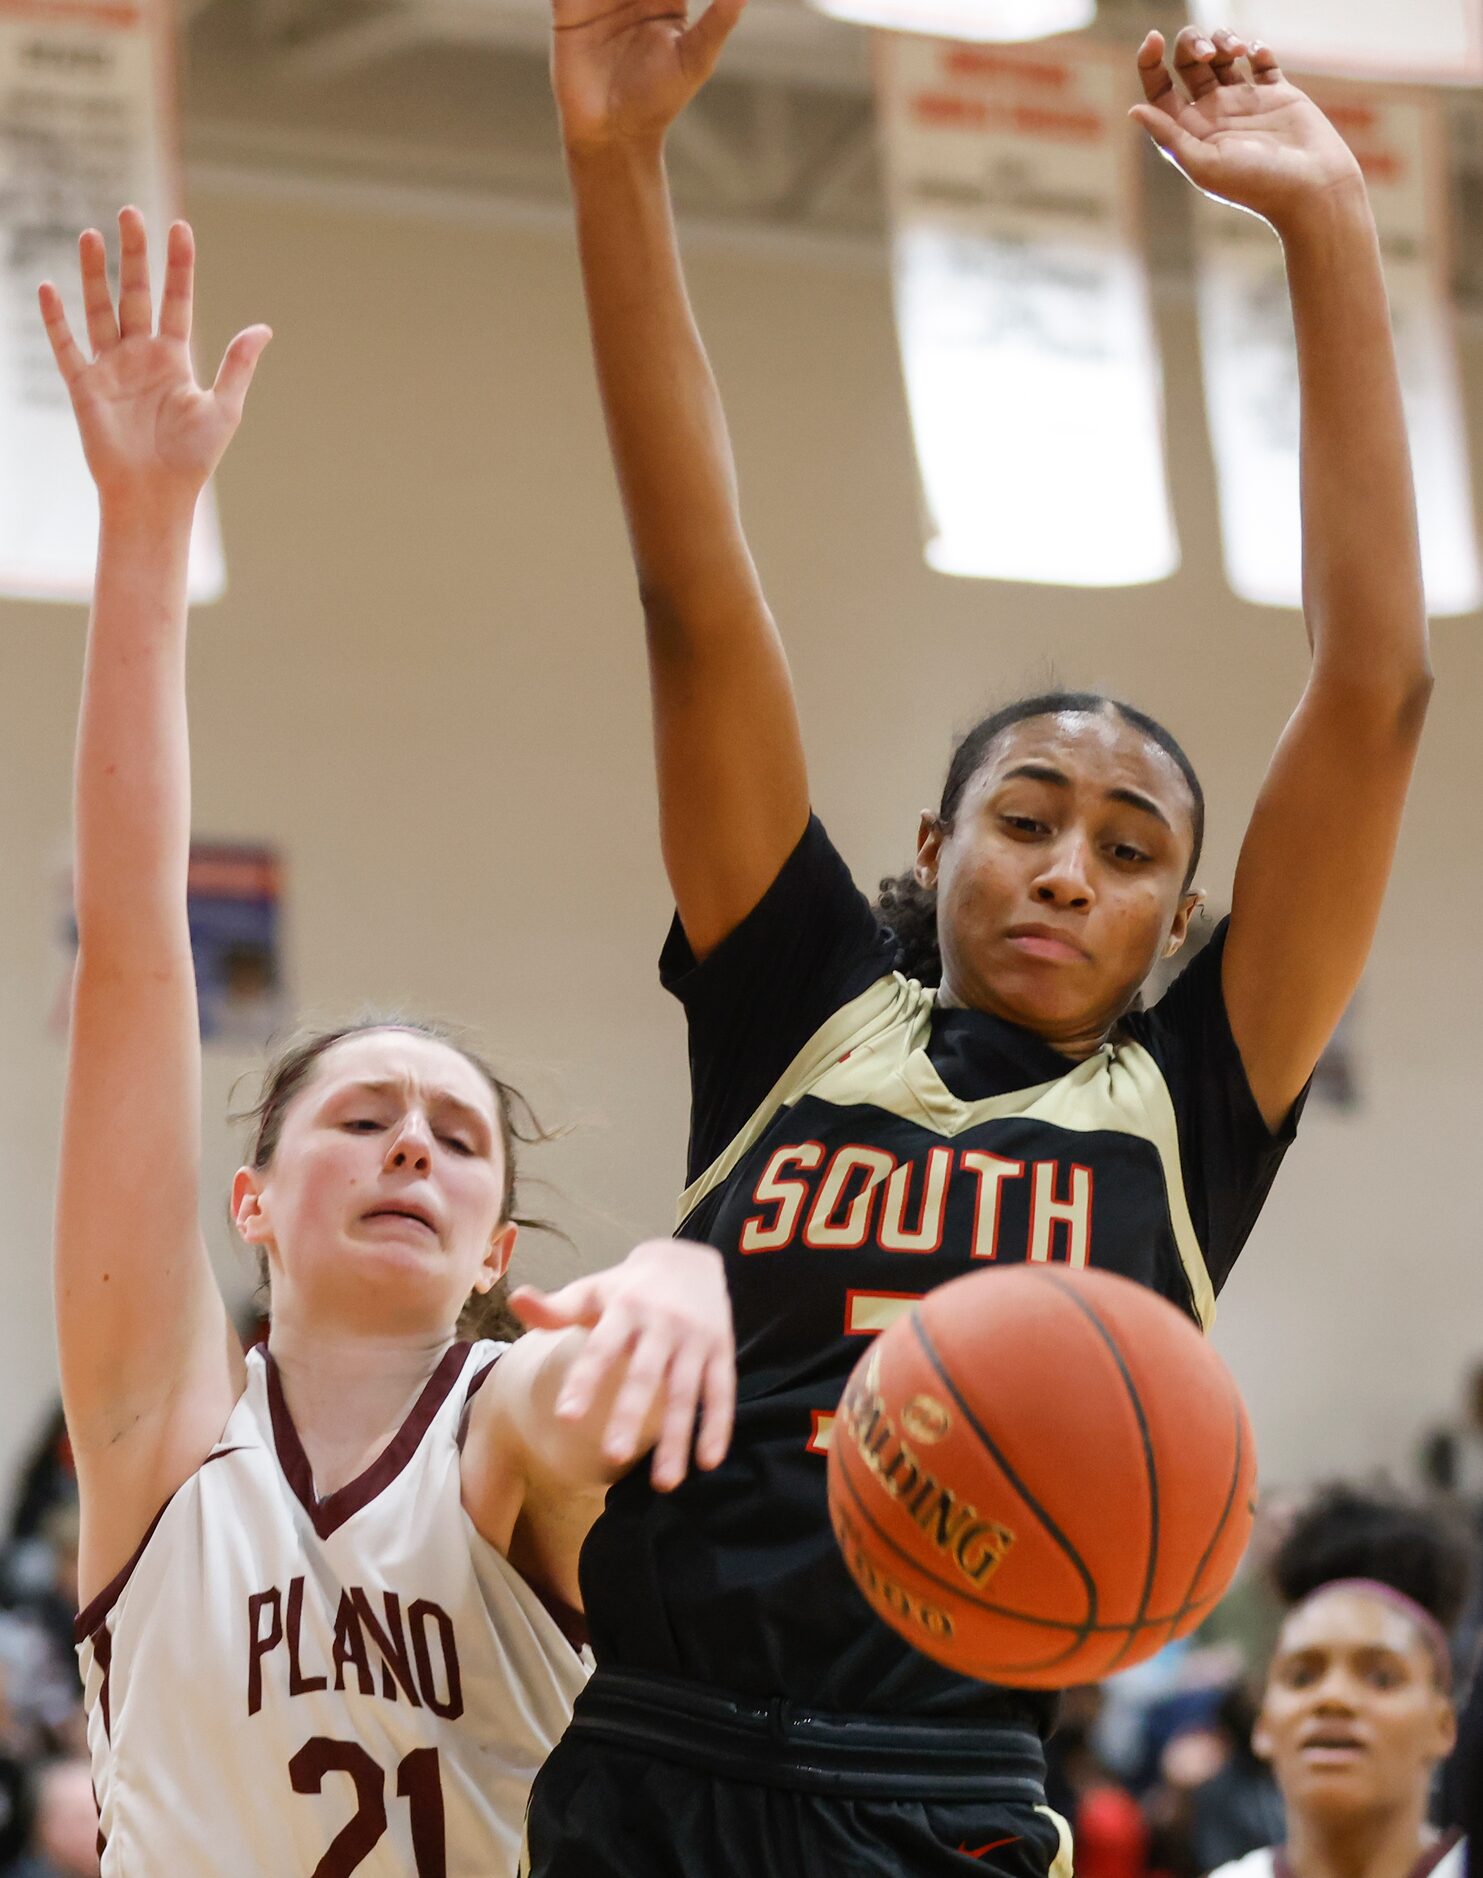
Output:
top-left (826, 1265), bottom-right (1256, 1687)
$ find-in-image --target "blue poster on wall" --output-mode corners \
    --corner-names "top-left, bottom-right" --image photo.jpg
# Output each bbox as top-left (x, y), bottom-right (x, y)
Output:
top-left (55, 841), bottom-right (286, 1045)
top-left (186, 844), bottom-right (285, 1044)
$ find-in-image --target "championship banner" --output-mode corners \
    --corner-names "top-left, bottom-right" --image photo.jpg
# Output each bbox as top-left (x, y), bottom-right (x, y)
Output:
top-left (1191, 1), bottom-right (1483, 86)
top-left (875, 36), bottom-right (1177, 586)
top-left (0, 0), bottom-right (224, 602)
top-left (1193, 87), bottom-right (1480, 616)
top-left (812, 0), bottom-right (1094, 44)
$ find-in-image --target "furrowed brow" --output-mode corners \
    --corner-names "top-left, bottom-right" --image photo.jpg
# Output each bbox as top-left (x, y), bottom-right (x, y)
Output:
top-left (1106, 786), bottom-right (1172, 830)
top-left (339, 1079), bottom-right (491, 1139)
top-left (1001, 762), bottom-right (1070, 788)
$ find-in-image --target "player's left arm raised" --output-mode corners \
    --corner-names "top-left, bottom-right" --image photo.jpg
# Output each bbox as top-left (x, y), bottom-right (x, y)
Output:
top-left (459, 1240), bottom-right (735, 1603)
top-left (1134, 29), bottom-right (1431, 1130)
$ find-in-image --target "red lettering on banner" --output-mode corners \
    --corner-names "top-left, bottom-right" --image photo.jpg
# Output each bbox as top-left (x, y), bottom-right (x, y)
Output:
top-left (0, 0), bottom-right (141, 24)
top-left (913, 93), bottom-right (991, 129)
top-left (1355, 151), bottom-right (1402, 183)
top-left (1012, 103), bottom-right (1103, 142)
top-left (942, 47), bottom-right (1070, 88)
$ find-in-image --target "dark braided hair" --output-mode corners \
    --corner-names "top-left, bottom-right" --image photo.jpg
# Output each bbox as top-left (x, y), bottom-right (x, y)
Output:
top-left (236, 1015), bottom-right (564, 1340)
top-left (874, 690), bottom-right (1205, 987)
top-left (1271, 1482), bottom-right (1476, 1633)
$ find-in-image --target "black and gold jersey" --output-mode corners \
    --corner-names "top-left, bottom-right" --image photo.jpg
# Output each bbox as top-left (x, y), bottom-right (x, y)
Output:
top-left (580, 818), bottom-right (1304, 1724)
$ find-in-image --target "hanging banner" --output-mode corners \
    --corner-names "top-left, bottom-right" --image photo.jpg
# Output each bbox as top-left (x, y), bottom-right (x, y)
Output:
top-left (0, 0), bottom-right (224, 603)
top-left (53, 841), bottom-right (285, 1044)
top-left (875, 36), bottom-right (1177, 586)
top-left (1194, 87), bottom-right (1480, 616)
top-left (811, 0), bottom-right (1095, 46)
top-left (1191, 0), bottom-right (1483, 86)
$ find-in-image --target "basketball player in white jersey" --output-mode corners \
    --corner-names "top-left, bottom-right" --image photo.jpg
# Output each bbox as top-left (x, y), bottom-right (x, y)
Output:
top-left (1210, 1487), bottom-right (1472, 1878)
top-left (41, 210), bottom-right (736, 1876)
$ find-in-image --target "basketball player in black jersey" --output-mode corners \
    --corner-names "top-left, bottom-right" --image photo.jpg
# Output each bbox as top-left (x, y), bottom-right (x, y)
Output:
top-left (527, 21), bottom-right (1433, 1878)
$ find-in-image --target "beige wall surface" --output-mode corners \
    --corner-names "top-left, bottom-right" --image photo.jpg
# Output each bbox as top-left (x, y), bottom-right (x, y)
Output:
top-left (0, 183), bottom-right (1478, 1499)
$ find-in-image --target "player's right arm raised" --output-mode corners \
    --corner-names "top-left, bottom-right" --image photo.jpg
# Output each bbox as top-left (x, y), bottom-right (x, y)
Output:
top-left (552, 0), bottom-right (808, 958)
top-left (46, 211), bottom-right (270, 1601)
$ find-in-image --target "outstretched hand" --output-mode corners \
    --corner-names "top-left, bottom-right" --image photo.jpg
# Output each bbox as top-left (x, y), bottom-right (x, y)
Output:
top-left (39, 208), bottom-right (271, 511)
top-left (550, 0), bottom-right (746, 152)
top-left (1131, 28), bottom-right (1363, 232)
top-left (511, 1238), bottom-right (735, 1491)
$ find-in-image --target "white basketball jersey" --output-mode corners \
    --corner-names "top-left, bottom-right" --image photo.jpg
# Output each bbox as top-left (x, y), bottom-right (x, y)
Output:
top-left (1210, 1841), bottom-right (1467, 1878)
top-left (77, 1341), bottom-right (589, 1877)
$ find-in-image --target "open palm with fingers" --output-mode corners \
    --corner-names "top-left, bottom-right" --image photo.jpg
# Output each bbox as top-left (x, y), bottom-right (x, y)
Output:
top-left (39, 208), bottom-right (270, 506)
top-left (551, 0), bottom-right (747, 150)
top-left (1132, 28), bottom-right (1362, 231)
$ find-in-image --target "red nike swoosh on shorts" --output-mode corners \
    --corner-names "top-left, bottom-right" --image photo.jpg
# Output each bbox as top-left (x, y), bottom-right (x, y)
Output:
top-left (958, 1836), bottom-right (1023, 1860)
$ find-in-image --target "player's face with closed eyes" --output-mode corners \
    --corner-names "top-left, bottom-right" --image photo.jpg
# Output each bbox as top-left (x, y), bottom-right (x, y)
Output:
top-left (1255, 1589), bottom-right (1456, 1820)
top-left (919, 712), bottom-right (1200, 1050)
top-left (234, 1030), bottom-right (514, 1332)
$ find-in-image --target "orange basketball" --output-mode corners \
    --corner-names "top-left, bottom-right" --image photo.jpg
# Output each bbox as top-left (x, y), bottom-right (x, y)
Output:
top-left (827, 1265), bottom-right (1255, 1687)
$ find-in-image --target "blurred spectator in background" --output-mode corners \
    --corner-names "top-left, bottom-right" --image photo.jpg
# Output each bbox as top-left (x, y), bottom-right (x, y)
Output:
top-left (0, 1669), bottom-right (35, 1872)
top-left (1421, 1362), bottom-right (1483, 1511)
top-left (1144, 1683), bottom-right (1284, 1878)
top-left (5, 1412), bottom-right (75, 1554)
top-left (1045, 1687), bottom-right (1151, 1878)
top-left (3, 1758), bottom-right (98, 1877)
top-left (0, 1503), bottom-right (85, 1761)
top-left (1421, 1359), bottom-right (1483, 1673)
top-left (1209, 1483), bottom-right (1474, 1878)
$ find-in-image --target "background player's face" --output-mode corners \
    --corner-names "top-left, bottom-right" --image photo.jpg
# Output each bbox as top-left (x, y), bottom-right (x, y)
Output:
top-left (1254, 1588), bottom-right (1456, 1823)
top-left (918, 710), bottom-right (1199, 1044)
top-left (232, 1029), bottom-right (515, 1337)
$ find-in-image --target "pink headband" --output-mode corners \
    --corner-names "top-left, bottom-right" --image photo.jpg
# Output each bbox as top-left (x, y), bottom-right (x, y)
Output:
top-left (1295, 1578), bottom-right (1453, 1689)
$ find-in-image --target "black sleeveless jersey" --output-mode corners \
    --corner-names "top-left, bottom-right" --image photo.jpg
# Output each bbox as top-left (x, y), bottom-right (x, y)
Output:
top-left (580, 818), bottom-right (1304, 1726)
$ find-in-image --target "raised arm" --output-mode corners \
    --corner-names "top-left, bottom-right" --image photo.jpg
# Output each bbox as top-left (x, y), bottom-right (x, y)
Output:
top-left (551, 0), bottom-right (809, 956)
top-left (1133, 30), bottom-right (1431, 1129)
top-left (460, 1240), bottom-right (735, 1607)
top-left (46, 212), bottom-right (270, 1600)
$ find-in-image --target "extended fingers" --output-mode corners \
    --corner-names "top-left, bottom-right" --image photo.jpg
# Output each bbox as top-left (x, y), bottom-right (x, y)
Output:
top-left (650, 1345), bottom-right (706, 1490)
top-left (694, 1341), bottom-right (735, 1472)
top-left (679, 0), bottom-right (746, 87)
top-left (78, 229), bottom-right (118, 355)
top-left (554, 1304), bottom-right (634, 1422)
top-left (116, 206), bottom-right (153, 339)
top-left (511, 1276), bottom-right (602, 1334)
top-left (1208, 28), bottom-right (1250, 85)
top-left (36, 282), bottom-right (86, 387)
top-left (212, 325), bottom-right (272, 420)
top-left (158, 220), bottom-right (195, 343)
top-left (1135, 31), bottom-right (1177, 110)
top-left (1248, 39), bottom-right (1284, 84)
top-left (1172, 24), bottom-right (1223, 100)
top-left (600, 1327), bottom-right (670, 1468)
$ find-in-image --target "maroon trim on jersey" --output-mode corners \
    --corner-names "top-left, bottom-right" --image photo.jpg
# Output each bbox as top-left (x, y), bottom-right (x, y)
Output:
top-left (1274, 1835), bottom-right (1462, 1878)
top-left (73, 1446), bottom-right (249, 1644)
top-left (456, 1352), bottom-right (503, 1453)
top-left (266, 1341), bottom-right (472, 1540)
top-left (93, 1627), bottom-right (112, 1739)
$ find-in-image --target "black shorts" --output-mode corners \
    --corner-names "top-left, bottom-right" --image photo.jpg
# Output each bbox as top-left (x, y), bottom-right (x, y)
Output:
top-left (522, 1670), bottom-right (1072, 1878)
